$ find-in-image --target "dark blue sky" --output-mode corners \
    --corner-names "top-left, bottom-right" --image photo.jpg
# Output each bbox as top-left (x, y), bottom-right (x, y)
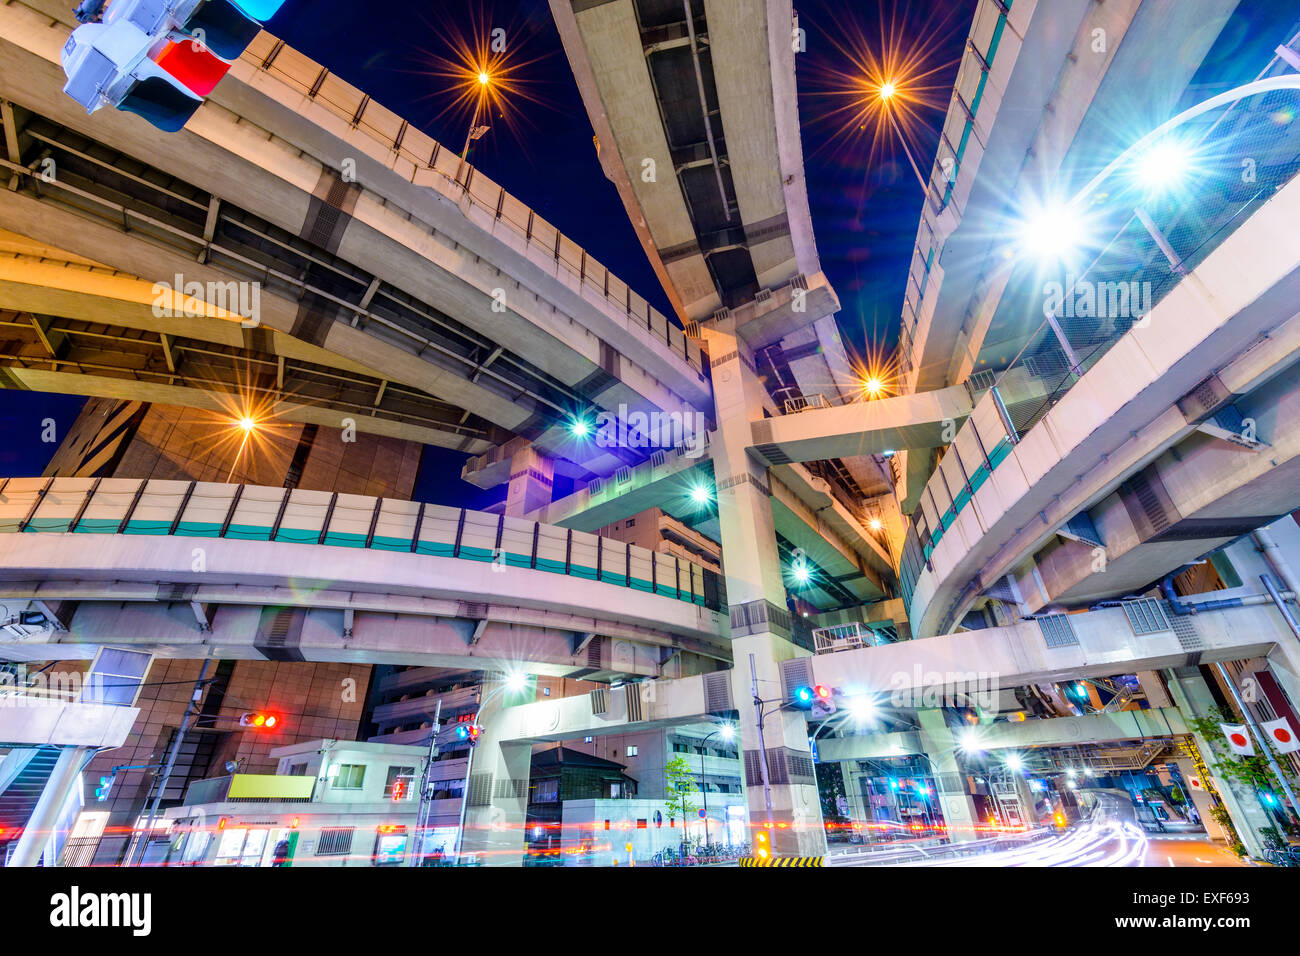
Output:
top-left (2, 1), bottom-right (966, 501)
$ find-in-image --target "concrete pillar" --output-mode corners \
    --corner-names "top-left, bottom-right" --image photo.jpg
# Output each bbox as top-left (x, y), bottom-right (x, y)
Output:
top-left (916, 709), bottom-right (980, 841)
top-left (1166, 667), bottom-right (1272, 857)
top-left (9, 746), bottom-right (90, 867)
top-left (1137, 670), bottom-right (1173, 708)
top-left (1264, 641), bottom-right (1300, 709)
top-left (1172, 757), bottom-right (1226, 841)
top-left (458, 680), bottom-right (531, 867)
top-left (504, 446), bottom-right (554, 518)
top-left (703, 322), bottom-right (826, 858)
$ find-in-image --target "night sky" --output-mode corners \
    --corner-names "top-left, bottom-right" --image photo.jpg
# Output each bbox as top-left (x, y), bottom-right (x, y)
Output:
top-left (0, 0), bottom-right (967, 502)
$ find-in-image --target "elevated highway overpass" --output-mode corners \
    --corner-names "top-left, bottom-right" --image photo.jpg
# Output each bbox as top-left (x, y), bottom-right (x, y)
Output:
top-left (0, 477), bottom-right (729, 679)
top-left (0, 0), bottom-right (709, 482)
top-left (900, 162), bottom-right (1300, 637)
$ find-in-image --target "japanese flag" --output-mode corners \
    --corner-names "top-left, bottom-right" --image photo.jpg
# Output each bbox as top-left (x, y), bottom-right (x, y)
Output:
top-left (1220, 723), bottom-right (1254, 756)
top-left (1262, 717), bottom-right (1300, 754)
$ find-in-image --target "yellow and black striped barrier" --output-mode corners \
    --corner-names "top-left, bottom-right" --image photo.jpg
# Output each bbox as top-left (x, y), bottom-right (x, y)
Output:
top-left (739, 856), bottom-right (823, 867)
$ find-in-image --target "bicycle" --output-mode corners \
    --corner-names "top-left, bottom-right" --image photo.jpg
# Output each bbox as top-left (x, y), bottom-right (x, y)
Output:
top-left (1262, 843), bottom-right (1300, 866)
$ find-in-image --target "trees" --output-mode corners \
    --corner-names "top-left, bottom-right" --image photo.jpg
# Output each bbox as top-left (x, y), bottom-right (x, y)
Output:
top-left (663, 754), bottom-right (698, 846)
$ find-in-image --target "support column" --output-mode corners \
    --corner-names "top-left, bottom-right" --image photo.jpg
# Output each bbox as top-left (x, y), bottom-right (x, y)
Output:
top-left (504, 446), bottom-right (554, 518)
top-left (1136, 670), bottom-right (1174, 708)
top-left (704, 322), bottom-right (825, 858)
top-left (458, 679), bottom-right (531, 867)
top-left (1166, 667), bottom-right (1272, 858)
top-left (9, 746), bottom-right (91, 867)
top-left (916, 709), bottom-right (980, 841)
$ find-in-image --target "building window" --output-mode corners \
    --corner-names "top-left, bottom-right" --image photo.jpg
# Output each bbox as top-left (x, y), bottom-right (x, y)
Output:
top-left (384, 766), bottom-right (416, 799)
top-left (534, 779), bottom-right (560, 803)
top-left (584, 736), bottom-right (593, 743)
top-left (626, 518), bottom-right (636, 528)
top-left (288, 763), bottom-right (308, 776)
top-left (316, 827), bottom-right (354, 856)
top-left (626, 746), bottom-right (638, 757)
top-left (333, 764), bottom-right (366, 790)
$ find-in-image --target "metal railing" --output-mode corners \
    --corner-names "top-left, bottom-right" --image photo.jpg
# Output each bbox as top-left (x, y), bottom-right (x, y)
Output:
top-left (0, 477), bottom-right (724, 612)
top-left (238, 33), bottom-right (705, 380)
top-left (812, 622), bottom-right (870, 654)
top-left (900, 80), bottom-right (1300, 619)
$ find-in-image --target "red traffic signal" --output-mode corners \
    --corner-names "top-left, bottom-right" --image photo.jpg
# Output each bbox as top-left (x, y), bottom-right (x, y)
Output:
top-left (239, 712), bottom-right (279, 730)
top-left (456, 723), bottom-right (482, 744)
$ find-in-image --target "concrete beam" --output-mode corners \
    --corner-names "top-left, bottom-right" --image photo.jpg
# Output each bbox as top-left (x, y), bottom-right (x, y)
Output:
top-left (818, 709), bottom-right (1189, 762)
top-left (750, 385), bottom-right (973, 464)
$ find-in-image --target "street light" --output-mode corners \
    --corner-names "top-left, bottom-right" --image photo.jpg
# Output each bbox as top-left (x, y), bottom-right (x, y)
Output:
top-left (689, 482), bottom-right (713, 507)
top-left (226, 413), bottom-right (259, 483)
top-left (452, 671), bottom-right (532, 862)
top-left (455, 67), bottom-right (493, 185)
top-left (698, 723), bottom-right (735, 854)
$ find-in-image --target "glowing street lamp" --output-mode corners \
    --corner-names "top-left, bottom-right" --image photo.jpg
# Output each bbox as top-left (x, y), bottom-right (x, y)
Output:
top-left (568, 415), bottom-right (592, 440)
top-left (878, 80), bottom-right (896, 100)
top-left (689, 482), bottom-right (714, 508)
top-left (226, 413), bottom-right (260, 483)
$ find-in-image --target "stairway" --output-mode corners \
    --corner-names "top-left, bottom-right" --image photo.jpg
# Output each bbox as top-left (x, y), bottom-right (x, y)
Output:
top-left (0, 747), bottom-right (62, 843)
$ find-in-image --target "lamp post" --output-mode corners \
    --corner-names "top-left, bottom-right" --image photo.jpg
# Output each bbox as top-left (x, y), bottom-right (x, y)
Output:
top-left (451, 670), bottom-right (527, 863)
top-left (226, 416), bottom-right (257, 483)
top-left (454, 71), bottom-right (492, 186)
top-left (697, 723), bottom-right (734, 854)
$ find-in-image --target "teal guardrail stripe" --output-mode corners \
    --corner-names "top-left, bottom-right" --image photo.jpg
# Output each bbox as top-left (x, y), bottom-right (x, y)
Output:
top-left (323, 531), bottom-right (367, 548)
top-left (74, 518), bottom-right (119, 533)
top-left (2, 491), bottom-right (714, 609)
top-left (26, 519), bottom-right (71, 533)
top-left (414, 541), bottom-right (455, 557)
top-left (226, 524), bottom-right (273, 541)
top-left (124, 521), bottom-right (172, 535)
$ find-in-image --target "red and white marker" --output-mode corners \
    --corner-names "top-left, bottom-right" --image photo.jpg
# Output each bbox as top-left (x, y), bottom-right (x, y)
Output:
top-left (1262, 717), bottom-right (1300, 754)
top-left (1220, 723), bottom-right (1255, 756)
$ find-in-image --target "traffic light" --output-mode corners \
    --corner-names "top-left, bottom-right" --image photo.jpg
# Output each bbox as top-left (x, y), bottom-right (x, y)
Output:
top-left (239, 712), bottom-right (279, 730)
top-left (95, 773), bottom-right (115, 802)
top-left (456, 723), bottom-right (482, 745)
top-left (792, 684), bottom-right (834, 714)
top-left (810, 684), bottom-right (836, 718)
top-left (753, 827), bottom-right (771, 860)
top-left (62, 0), bottom-right (289, 133)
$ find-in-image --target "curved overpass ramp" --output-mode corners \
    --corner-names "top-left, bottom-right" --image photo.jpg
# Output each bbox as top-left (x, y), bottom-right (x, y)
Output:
top-left (0, 478), bottom-right (728, 679)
